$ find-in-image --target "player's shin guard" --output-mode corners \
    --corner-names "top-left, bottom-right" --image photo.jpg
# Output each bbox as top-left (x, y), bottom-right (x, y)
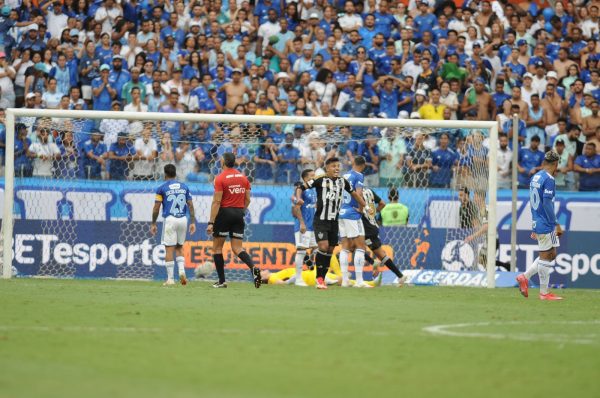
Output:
top-left (165, 261), bottom-right (175, 281)
top-left (339, 249), bottom-right (350, 284)
top-left (295, 249), bottom-right (306, 277)
top-left (315, 250), bottom-right (332, 279)
top-left (213, 253), bottom-right (226, 283)
top-left (524, 257), bottom-right (540, 279)
top-left (382, 256), bottom-right (404, 278)
top-left (176, 256), bottom-right (185, 276)
top-left (354, 249), bottom-right (366, 284)
top-left (538, 260), bottom-right (554, 295)
top-left (237, 251), bottom-right (255, 270)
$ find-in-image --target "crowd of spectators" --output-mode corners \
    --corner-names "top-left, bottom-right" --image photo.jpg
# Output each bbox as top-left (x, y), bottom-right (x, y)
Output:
top-left (0, 0), bottom-right (599, 191)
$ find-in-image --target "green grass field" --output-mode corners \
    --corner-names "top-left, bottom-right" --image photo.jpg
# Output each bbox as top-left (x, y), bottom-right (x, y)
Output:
top-left (0, 279), bottom-right (599, 398)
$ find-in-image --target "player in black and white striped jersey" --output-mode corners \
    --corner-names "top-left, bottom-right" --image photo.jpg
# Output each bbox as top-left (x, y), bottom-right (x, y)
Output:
top-left (300, 157), bottom-right (365, 289)
top-left (361, 188), bottom-right (407, 286)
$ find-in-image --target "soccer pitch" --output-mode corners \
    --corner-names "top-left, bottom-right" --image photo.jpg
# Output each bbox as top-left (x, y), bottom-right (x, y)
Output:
top-left (0, 279), bottom-right (598, 398)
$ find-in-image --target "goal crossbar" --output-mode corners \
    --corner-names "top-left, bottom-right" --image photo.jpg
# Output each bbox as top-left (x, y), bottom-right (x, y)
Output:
top-left (2, 108), bottom-right (499, 287)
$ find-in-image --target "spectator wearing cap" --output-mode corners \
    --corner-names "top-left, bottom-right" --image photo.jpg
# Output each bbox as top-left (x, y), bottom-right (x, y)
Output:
top-left (517, 135), bottom-right (544, 189)
top-left (574, 143), bottom-right (600, 191)
top-left (413, 88), bottom-right (428, 114)
top-left (92, 64), bottom-right (116, 111)
top-left (17, 24), bottom-right (45, 54)
top-left (83, 131), bottom-right (107, 179)
top-left (24, 61), bottom-right (49, 98)
top-left (292, 44), bottom-right (314, 74)
top-left (0, 52), bottom-right (16, 108)
top-left (107, 132), bottom-right (135, 180)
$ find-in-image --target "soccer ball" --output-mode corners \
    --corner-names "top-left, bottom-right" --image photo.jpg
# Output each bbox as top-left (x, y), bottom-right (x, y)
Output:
top-left (194, 260), bottom-right (215, 278)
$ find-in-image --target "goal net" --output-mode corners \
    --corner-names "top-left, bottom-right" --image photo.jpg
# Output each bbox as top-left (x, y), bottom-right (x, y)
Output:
top-left (1, 110), bottom-right (498, 286)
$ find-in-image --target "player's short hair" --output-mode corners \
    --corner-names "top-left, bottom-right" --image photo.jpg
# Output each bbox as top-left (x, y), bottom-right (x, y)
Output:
top-left (461, 187), bottom-right (470, 195)
top-left (301, 169), bottom-right (314, 179)
top-left (388, 187), bottom-right (399, 202)
top-left (586, 142), bottom-right (597, 148)
top-left (531, 135), bottom-right (541, 143)
top-left (223, 152), bottom-right (236, 168)
top-left (353, 156), bottom-right (366, 166)
top-left (544, 150), bottom-right (560, 164)
top-left (164, 163), bottom-right (176, 178)
top-left (325, 157), bottom-right (340, 166)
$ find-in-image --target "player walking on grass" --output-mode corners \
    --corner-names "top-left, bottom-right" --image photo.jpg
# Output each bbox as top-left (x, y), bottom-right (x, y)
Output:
top-left (151, 164), bottom-right (196, 286)
top-left (300, 157), bottom-right (366, 289)
top-left (292, 168), bottom-right (317, 287)
top-left (207, 152), bottom-right (261, 288)
top-left (339, 156), bottom-right (370, 288)
top-left (517, 151), bottom-right (564, 301)
top-left (361, 188), bottom-right (408, 286)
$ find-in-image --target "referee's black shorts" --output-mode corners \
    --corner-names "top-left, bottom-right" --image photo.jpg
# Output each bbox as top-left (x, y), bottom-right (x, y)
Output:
top-left (365, 234), bottom-right (382, 251)
top-left (214, 208), bottom-right (245, 239)
top-left (313, 220), bottom-right (339, 247)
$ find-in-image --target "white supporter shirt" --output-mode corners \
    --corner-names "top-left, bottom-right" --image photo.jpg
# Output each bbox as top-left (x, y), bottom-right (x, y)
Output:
top-left (132, 138), bottom-right (158, 177)
top-left (179, 93), bottom-right (199, 112)
top-left (29, 141), bottom-right (60, 176)
top-left (338, 14), bottom-right (363, 31)
top-left (497, 147), bottom-right (513, 184)
top-left (176, 148), bottom-right (197, 179)
top-left (46, 10), bottom-right (68, 39)
top-left (95, 6), bottom-right (123, 34)
top-left (257, 22), bottom-right (281, 51)
top-left (531, 77), bottom-right (547, 97)
top-left (308, 81), bottom-right (337, 107)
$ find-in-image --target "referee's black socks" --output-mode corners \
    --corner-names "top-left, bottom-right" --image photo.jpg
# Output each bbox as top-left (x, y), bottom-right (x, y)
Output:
top-left (237, 251), bottom-right (255, 270)
top-left (213, 253), bottom-right (226, 283)
top-left (315, 250), bottom-right (332, 279)
top-left (382, 256), bottom-right (404, 278)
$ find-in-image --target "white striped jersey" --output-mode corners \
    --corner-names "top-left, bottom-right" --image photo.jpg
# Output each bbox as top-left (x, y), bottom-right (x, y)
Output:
top-left (303, 176), bottom-right (354, 221)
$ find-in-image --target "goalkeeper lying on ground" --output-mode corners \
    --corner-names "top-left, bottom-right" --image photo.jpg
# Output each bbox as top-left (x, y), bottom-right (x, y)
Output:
top-left (260, 255), bottom-right (382, 287)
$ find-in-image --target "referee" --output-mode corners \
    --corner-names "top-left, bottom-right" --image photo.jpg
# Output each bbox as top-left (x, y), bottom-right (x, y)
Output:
top-left (301, 157), bottom-right (366, 289)
top-left (206, 152), bottom-right (261, 288)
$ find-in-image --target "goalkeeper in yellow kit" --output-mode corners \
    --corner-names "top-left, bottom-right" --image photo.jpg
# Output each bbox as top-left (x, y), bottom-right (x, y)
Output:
top-left (260, 256), bottom-right (382, 287)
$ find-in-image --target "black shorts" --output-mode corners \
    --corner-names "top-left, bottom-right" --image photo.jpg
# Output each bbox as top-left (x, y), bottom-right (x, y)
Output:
top-left (313, 220), bottom-right (339, 247)
top-left (214, 208), bottom-right (245, 239)
top-left (365, 235), bottom-right (382, 251)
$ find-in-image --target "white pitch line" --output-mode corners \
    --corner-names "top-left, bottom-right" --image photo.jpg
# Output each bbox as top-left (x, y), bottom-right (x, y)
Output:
top-left (423, 320), bottom-right (600, 345)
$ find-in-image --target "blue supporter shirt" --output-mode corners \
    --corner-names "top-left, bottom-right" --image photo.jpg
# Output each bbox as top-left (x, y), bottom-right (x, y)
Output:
top-left (430, 148), bottom-right (457, 187)
top-left (413, 14), bottom-right (437, 40)
top-left (574, 154), bottom-right (600, 191)
top-left (91, 77), bottom-right (112, 111)
top-left (276, 145), bottom-right (300, 183)
top-left (518, 147), bottom-right (544, 187)
top-left (108, 142), bottom-right (135, 179)
top-left (293, 185), bottom-right (316, 232)
top-left (339, 170), bottom-right (364, 220)
top-left (374, 12), bottom-right (397, 39)
top-left (529, 170), bottom-right (557, 234)
top-left (378, 88), bottom-right (399, 119)
top-left (108, 69), bottom-right (131, 100)
top-left (155, 180), bottom-right (192, 218)
top-left (83, 139), bottom-right (107, 178)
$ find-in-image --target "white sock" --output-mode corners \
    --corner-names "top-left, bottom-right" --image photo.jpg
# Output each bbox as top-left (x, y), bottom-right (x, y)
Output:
top-left (165, 261), bottom-right (174, 281)
top-left (295, 250), bottom-right (306, 279)
top-left (524, 257), bottom-right (540, 279)
top-left (538, 260), bottom-right (553, 295)
top-left (354, 249), bottom-right (365, 284)
top-left (340, 249), bottom-right (350, 283)
top-left (176, 256), bottom-right (185, 276)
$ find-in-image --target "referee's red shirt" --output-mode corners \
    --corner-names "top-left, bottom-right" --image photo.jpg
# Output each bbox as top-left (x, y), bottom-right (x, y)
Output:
top-left (214, 168), bottom-right (250, 208)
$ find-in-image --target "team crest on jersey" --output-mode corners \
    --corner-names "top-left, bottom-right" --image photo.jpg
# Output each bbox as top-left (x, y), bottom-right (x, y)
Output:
top-left (318, 232), bottom-right (324, 239)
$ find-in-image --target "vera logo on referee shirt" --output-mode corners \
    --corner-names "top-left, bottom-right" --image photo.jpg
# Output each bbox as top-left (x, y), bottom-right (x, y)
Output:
top-left (228, 186), bottom-right (246, 194)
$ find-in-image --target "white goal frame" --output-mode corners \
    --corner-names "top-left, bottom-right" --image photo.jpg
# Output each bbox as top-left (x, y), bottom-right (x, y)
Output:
top-left (1, 109), bottom-right (498, 287)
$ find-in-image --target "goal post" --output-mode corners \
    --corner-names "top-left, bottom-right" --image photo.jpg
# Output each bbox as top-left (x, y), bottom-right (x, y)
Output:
top-left (1, 108), bottom-right (498, 287)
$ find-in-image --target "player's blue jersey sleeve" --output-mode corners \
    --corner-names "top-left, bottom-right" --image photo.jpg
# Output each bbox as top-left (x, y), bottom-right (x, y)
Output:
top-left (542, 177), bottom-right (557, 225)
top-left (155, 184), bottom-right (164, 202)
top-left (355, 172), bottom-right (364, 190)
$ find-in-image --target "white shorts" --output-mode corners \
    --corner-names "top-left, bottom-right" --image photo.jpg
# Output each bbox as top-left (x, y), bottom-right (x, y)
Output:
top-left (338, 218), bottom-right (365, 239)
top-left (537, 231), bottom-right (560, 252)
top-left (162, 216), bottom-right (188, 246)
top-left (294, 231), bottom-right (317, 249)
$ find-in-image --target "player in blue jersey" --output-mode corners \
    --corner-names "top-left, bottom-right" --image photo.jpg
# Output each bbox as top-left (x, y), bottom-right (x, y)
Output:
top-left (150, 164), bottom-right (197, 286)
top-left (292, 169), bottom-right (317, 287)
top-left (517, 151), bottom-right (564, 301)
top-left (339, 156), bottom-right (370, 288)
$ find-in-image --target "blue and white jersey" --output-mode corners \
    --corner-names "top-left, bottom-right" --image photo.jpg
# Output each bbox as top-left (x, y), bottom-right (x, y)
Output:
top-left (293, 188), bottom-right (317, 232)
top-left (339, 170), bottom-right (364, 220)
top-left (155, 181), bottom-right (192, 219)
top-left (529, 170), bottom-right (556, 234)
